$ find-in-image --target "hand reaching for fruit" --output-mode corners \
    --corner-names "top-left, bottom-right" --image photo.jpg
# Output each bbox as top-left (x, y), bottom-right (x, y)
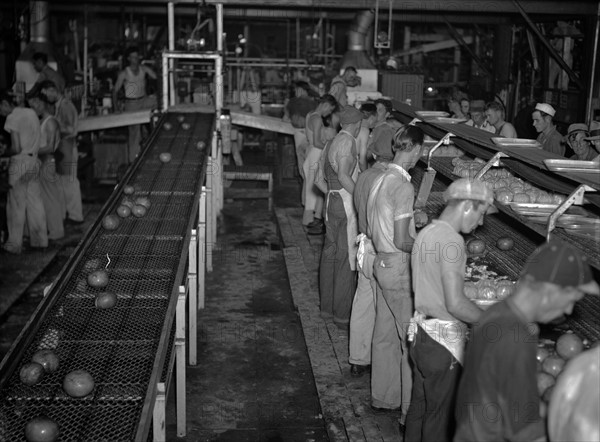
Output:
top-left (414, 210), bottom-right (428, 228)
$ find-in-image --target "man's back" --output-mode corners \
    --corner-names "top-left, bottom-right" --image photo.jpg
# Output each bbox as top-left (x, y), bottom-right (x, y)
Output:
top-left (354, 163), bottom-right (387, 235)
top-left (455, 300), bottom-right (544, 442)
top-left (4, 107), bottom-right (42, 155)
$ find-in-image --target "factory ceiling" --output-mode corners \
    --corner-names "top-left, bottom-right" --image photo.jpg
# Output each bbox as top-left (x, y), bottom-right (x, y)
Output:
top-left (16, 0), bottom-right (599, 16)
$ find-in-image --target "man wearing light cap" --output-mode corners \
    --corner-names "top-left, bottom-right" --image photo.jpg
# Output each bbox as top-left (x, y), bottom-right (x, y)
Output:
top-left (455, 241), bottom-right (599, 442)
top-left (347, 123), bottom-right (394, 377)
top-left (406, 178), bottom-right (493, 441)
top-left (584, 120), bottom-right (600, 160)
top-left (464, 100), bottom-right (495, 133)
top-left (532, 103), bottom-right (565, 156)
top-left (565, 123), bottom-right (597, 161)
top-left (316, 105), bottom-right (364, 328)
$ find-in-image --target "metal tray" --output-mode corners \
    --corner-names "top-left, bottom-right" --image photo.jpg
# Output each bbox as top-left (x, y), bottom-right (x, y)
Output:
top-left (415, 111), bottom-right (450, 118)
top-left (543, 159), bottom-right (600, 174)
top-left (527, 215), bottom-right (600, 226)
top-left (506, 202), bottom-right (559, 216)
top-left (433, 117), bottom-right (468, 124)
top-left (492, 137), bottom-right (541, 147)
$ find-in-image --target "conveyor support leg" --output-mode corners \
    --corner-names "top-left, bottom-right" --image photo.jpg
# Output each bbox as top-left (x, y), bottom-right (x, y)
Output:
top-left (188, 229), bottom-right (198, 365)
top-left (198, 188), bottom-right (207, 309)
top-left (153, 383), bottom-right (166, 442)
top-left (176, 286), bottom-right (187, 437)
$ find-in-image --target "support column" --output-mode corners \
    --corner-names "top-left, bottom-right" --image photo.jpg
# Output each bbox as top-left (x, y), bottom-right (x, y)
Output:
top-left (175, 286), bottom-right (187, 437)
top-left (188, 229), bottom-right (198, 365)
top-left (168, 3), bottom-right (176, 107)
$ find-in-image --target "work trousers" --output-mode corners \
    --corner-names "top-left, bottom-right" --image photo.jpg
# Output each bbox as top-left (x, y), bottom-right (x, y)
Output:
top-left (405, 325), bottom-right (462, 442)
top-left (39, 159), bottom-right (65, 240)
top-left (348, 238), bottom-right (377, 365)
top-left (371, 252), bottom-right (413, 414)
top-left (319, 193), bottom-right (357, 326)
top-left (6, 162), bottom-right (47, 253)
top-left (292, 128), bottom-right (308, 206)
top-left (59, 138), bottom-right (83, 222)
top-left (302, 146), bottom-right (324, 225)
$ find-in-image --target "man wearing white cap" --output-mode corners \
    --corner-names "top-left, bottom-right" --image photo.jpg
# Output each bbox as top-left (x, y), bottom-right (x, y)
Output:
top-left (455, 241), bottom-right (599, 441)
top-left (405, 178), bottom-right (494, 442)
top-left (532, 103), bottom-right (565, 156)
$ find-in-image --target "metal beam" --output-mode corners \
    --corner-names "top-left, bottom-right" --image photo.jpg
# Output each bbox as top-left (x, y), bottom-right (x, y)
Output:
top-left (21, 0), bottom-right (599, 15)
top-left (512, 0), bottom-right (585, 89)
top-left (444, 19), bottom-right (492, 78)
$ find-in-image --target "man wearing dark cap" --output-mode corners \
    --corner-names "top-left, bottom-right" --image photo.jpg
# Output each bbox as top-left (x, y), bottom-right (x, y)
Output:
top-left (316, 105), bottom-right (364, 329)
top-left (532, 103), bottom-right (565, 156)
top-left (565, 123), bottom-right (597, 161)
top-left (367, 126), bottom-right (424, 419)
top-left (406, 178), bottom-right (494, 441)
top-left (464, 100), bottom-right (495, 133)
top-left (348, 123), bottom-right (393, 377)
top-left (455, 241), bottom-right (599, 442)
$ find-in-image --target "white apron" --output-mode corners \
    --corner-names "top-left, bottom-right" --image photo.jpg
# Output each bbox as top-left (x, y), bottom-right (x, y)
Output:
top-left (408, 311), bottom-right (468, 365)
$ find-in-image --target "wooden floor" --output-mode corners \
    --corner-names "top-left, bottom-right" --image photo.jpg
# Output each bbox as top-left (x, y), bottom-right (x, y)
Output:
top-left (276, 207), bottom-right (404, 442)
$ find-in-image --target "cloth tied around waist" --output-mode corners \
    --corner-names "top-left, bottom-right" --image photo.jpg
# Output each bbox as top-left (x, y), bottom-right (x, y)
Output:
top-left (326, 188), bottom-right (358, 271)
top-left (355, 233), bottom-right (376, 277)
top-left (408, 311), bottom-right (468, 365)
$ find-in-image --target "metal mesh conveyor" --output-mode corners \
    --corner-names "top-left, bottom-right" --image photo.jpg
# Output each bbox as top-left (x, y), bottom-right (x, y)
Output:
top-left (0, 112), bottom-right (213, 441)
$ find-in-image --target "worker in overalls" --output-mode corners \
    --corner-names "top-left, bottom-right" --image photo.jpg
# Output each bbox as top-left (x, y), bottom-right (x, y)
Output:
top-left (28, 93), bottom-right (65, 240)
top-left (347, 123), bottom-right (394, 377)
top-left (316, 105), bottom-right (364, 329)
top-left (113, 47), bottom-right (157, 163)
top-left (0, 91), bottom-right (47, 254)
top-left (406, 178), bottom-right (494, 441)
top-left (41, 80), bottom-right (83, 225)
top-left (303, 94), bottom-right (338, 229)
top-left (367, 126), bottom-right (424, 420)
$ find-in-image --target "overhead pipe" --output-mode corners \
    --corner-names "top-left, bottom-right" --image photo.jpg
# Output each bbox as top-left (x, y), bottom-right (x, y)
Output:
top-left (30, 1), bottom-right (49, 43)
top-left (347, 10), bottom-right (374, 51)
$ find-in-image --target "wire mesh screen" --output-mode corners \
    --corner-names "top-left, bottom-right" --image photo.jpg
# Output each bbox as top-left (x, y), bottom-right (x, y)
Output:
top-left (0, 112), bottom-right (213, 441)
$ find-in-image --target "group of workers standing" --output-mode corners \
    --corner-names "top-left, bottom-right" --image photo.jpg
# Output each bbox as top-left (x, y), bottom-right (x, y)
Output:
top-left (449, 95), bottom-right (600, 161)
top-left (1, 77), bottom-right (82, 254)
top-left (286, 70), bottom-right (600, 441)
top-left (1, 47), bottom-right (154, 254)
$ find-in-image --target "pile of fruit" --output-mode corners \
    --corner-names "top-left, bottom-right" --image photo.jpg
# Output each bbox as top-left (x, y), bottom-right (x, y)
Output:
top-left (536, 331), bottom-right (589, 417)
top-left (464, 279), bottom-right (516, 302)
top-left (451, 158), bottom-right (567, 205)
top-left (463, 260), bottom-right (515, 303)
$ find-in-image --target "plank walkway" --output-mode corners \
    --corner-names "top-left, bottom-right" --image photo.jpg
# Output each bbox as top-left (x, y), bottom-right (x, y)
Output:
top-left (276, 207), bottom-right (404, 442)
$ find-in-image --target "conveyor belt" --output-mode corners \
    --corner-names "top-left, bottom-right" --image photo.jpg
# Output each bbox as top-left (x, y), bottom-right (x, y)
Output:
top-left (0, 112), bottom-right (213, 441)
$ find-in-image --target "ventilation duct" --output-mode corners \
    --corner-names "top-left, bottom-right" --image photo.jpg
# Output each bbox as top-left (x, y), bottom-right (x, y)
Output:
top-left (339, 10), bottom-right (376, 70)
